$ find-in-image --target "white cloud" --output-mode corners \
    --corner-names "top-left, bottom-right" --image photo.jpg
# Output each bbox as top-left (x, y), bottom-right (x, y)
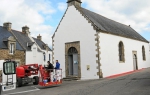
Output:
top-left (58, 2), bottom-right (67, 12)
top-left (31, 25), bottom-right (53, 49)
top-left (82, 0), bottom-right (150, 33)
top-left (1, 0), bottom-right (150, 48)
top-left (0, 0), bottom-right (56, 48)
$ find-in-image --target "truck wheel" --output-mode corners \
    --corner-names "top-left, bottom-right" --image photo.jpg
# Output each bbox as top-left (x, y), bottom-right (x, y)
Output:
top-left (33, 76), bottom-right (39, 85)
top-left (17, 78), bottom-right (22, 87)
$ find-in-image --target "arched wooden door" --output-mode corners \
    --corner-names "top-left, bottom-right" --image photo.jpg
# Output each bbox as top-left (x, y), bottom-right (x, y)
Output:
top-left (133, 54), bottom-right (138, 70)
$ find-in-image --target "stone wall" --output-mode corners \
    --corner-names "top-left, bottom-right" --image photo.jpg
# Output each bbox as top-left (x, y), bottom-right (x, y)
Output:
top-left (0, 49), bottom-right (25, 66)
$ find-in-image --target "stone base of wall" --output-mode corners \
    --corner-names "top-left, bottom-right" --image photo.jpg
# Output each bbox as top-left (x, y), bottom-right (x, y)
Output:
top-left (0, 49), bottom-right (25, 66)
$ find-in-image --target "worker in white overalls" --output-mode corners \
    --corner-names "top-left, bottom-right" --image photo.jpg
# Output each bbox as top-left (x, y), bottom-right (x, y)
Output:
top-left (54, 60), bottom-right (60, 82)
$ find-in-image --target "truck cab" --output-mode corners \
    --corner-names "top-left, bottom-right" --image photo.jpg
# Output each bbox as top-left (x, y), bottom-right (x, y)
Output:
top-left (0, 60), bottom-right (16, 92)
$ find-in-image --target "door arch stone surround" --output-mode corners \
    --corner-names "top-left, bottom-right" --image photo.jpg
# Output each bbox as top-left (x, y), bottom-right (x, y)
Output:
top-left (65, 41), bottom-right (81, 78)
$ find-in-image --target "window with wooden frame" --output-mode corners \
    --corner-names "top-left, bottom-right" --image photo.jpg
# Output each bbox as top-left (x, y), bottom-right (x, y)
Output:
top-left (9, 43), bottom-right (15, 54)
top-left (49, 54), bottom-right (51, 61)
top-left (33, 47), bottom-right (36, 57)
top-left (119, 41), bottom-right (125, 62)
top-left (142, 46), bottom-right (146, 61)
top-left (43, 52), bottom-right (46, 61)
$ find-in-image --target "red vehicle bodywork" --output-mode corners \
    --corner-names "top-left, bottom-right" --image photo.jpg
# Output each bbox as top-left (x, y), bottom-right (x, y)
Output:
top-left (16, 64), bottom-right (39, 77)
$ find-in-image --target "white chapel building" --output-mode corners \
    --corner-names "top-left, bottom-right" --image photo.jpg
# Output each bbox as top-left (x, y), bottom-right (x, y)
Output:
top-left (52, 0), bottom-right (150, 80)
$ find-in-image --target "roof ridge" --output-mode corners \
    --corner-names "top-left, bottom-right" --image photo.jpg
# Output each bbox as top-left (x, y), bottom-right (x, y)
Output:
top-left (0, 26), bottom-right (22, 33)
top-left (12, 29), bottom-right (22, 33)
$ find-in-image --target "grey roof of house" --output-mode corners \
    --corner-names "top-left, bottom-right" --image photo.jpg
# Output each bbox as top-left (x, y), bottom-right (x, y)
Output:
top-left (12, 30), bottom-right (43, 52)
top-left (33, 37), bottom-right (52, 51)
top-left (0, 26), bottom-right (23, 50)
top-left (12, 30), bottom-right (33, 51)
top-left (28, 42), bottom-right (35, 46)
top-left (79, 7), bottom-right (148, 43)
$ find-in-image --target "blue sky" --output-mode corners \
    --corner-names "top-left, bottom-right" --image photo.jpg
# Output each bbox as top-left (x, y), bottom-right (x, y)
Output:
top-left (0, 0), bottom-right (150, 47)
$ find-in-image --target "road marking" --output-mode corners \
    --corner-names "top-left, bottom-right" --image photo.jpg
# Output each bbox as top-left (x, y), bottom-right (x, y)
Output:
top-left (2, 86), bottom-right (40, 95)
top-left (31, 86), bottom-right (40, 90)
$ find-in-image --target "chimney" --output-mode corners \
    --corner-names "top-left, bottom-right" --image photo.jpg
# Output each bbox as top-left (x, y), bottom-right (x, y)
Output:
top-left (67, 0), bottom-right (82, 7)
top-left (3, 22), bottom-right (12, 31)
top-left (22, 25), bottom-right (30, 35)
top-left (37, 34), bottom-right (42, 40)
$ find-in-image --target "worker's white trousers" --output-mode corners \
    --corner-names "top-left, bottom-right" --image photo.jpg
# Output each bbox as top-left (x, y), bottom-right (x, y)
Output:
top-left (56, 70), bottom-right (60, 81)
top-left (50, 72), bottom-right (53, 82)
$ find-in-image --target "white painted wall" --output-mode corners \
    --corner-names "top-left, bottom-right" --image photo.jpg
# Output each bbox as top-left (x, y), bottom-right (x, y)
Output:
top-left (25, 41), bottom-right (52, 66)
top-left (26, 44), bottom-right (43, 65)
top-left (53, 6), bottom-right (99, 80)
top-left (99, 32), bottom-right (150, 77)
top-left (27, 32), bottom-right (52, 66)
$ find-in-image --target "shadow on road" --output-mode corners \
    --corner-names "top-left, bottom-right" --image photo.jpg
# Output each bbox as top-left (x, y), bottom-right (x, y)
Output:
top-left (38, 85), bottom-right (61, 89)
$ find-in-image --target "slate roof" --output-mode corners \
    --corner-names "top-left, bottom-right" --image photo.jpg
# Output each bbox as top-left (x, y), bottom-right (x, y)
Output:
top-left (27, 42), bottom-right (35, 47)
top-left (12, 30), bottom-right (33, 51)
top-left (77, 7), bottom-right (149, 43)
top-left (0, 26), bottom-right (48, 52)
top-left (0, 26), bottom-right (23, 50)
top-left (33, 37), bottom-right (51, 51)
top-left (12, 30), bottom-right (43, 52)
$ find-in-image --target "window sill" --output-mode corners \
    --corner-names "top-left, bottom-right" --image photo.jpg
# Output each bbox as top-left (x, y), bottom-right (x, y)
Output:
top-left (9, 53), bottom-right (14, 55)
top-left (119, 61), bottom-right (125, 63)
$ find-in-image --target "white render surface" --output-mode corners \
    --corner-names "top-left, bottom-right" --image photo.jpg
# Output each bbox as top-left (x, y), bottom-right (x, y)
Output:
top-left (99, 32), bottom-right (150, 77)
top-left (25, 32), bottom-right (52, 66)
top-left (26, 43), bottom-right (52, 66)
top-left (26, 41), bottom-right (52, 66)
top-left (53, 6), bottom-right (99, 79)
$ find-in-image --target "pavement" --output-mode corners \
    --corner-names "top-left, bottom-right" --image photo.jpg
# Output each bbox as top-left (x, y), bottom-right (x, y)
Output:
top-left (2, 68), bottom-right (150, 95)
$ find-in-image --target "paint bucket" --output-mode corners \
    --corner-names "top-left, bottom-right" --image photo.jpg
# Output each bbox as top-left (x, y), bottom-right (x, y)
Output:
top-left (43, 79), bottom-right (48, 84)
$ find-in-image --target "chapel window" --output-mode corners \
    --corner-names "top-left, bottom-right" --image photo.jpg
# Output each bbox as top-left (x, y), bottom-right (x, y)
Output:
top-left (119, 41), bottom-right (125, 62)
top-left (142, 46), bottom-right (146, 61)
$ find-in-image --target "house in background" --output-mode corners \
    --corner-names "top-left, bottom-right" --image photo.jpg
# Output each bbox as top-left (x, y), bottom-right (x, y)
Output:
top-left (0, 22), bottom-right (52, 66)
top-left (52, 0), bottom-right (150, 80)
top-left (33, 35), bottom-right (52, 65)
top-left (12, 25), bottom-right (52, 66)
top-left (0, 22), bottom-right (25, 65)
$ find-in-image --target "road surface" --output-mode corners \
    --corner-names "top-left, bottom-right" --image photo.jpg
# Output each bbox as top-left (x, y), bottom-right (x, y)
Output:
top-left (2, 68), bottom-right (150, 95)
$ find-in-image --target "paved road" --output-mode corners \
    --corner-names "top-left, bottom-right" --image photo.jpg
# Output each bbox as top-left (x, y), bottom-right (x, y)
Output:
top-left (2, 68), bottom-right (150, 95)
